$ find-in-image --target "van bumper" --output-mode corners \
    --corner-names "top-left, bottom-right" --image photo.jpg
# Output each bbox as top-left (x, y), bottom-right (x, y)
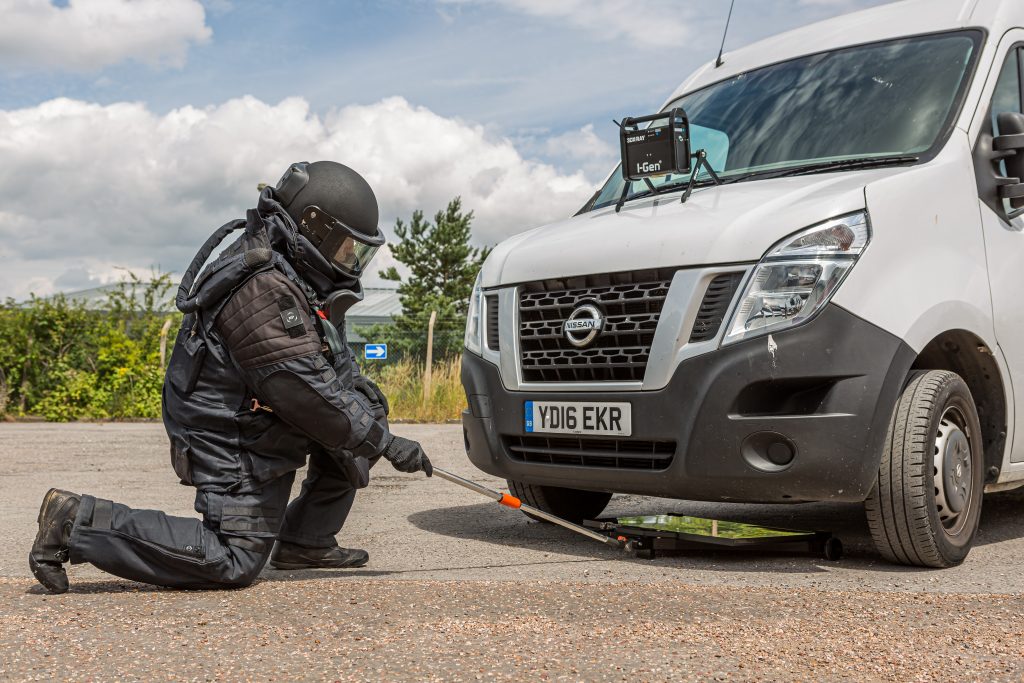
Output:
top-left (461, 304), bottom-right (916, 504)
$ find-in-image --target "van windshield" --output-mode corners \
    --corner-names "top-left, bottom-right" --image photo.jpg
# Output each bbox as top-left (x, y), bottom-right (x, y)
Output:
top-left (589, 31), bottom-right (981, 211)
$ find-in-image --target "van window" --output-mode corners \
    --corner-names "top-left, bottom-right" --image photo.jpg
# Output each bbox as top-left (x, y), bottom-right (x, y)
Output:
top-left (990, 49), bottom-right (1022, 135)
top-left (591, 30), bottom-right (981, 211)
top-left (986, 48), bottom-right (1024, 205)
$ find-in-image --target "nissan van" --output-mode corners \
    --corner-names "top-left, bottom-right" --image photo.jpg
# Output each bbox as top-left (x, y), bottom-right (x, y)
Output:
top-left (460, 0), bottom-right (1024, 567)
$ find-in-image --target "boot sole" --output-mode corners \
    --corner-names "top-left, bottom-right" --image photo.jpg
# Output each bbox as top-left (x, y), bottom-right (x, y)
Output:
top-left (269, 558), bottom-right (369, 570)
top-left (28, 553), bottom-right (69, 594)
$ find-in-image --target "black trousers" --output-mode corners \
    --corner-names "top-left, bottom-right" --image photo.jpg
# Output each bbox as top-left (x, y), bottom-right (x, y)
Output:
top-left (278, 448), bottom-right (377, 548)
top-left (68, 449), bottom-right (376, 589)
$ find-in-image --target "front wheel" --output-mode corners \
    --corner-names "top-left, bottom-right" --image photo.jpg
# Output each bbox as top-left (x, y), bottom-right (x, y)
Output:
top-left (865, 370), bottom-right (984, 567)
top-left (506, 480), bottom-right (612, 524)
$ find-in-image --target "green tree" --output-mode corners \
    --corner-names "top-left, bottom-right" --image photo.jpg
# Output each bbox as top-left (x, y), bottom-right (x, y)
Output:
top-left (367, 197), bottom-right (490, 359)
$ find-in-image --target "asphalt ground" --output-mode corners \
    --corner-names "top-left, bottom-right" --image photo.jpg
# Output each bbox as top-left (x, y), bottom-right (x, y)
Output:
top-left (2, 422), bottom-right (1024, 680)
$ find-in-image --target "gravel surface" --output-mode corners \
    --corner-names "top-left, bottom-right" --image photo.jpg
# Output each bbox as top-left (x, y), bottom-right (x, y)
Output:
top-left (3, 579), bottom-right (1023, 681)
top-left (3, 422), bottom-right (1024, 680)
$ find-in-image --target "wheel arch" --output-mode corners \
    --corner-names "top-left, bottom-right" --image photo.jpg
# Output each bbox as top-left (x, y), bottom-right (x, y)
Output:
top-left (910, 329), bottom-right (1008, 482)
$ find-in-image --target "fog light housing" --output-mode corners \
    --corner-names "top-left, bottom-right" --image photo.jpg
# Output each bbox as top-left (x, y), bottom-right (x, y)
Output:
top-left (742, 432), bottom-right (797, 472)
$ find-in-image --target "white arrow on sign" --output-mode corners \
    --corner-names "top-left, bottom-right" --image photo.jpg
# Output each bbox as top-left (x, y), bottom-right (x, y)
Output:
top-left (364, 344), bottom-right (387, 359)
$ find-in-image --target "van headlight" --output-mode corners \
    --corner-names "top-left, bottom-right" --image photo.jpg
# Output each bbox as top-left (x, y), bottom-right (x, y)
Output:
top-left (464, 273), bottom-right (484, 356)
top-left (723, 212), bottom-right (870, 345)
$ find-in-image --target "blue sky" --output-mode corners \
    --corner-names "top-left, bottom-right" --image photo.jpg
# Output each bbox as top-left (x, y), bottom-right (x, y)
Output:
top-left (0, 0), bottom-right (889, 298)
top-left (2, 1), bottom-right (890, 140)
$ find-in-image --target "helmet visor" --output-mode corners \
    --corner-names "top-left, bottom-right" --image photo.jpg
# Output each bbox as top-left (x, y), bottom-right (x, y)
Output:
top-left (300, 205), bottom-right (384, 276)
top-left (326, 238), bottom-right (380, 276)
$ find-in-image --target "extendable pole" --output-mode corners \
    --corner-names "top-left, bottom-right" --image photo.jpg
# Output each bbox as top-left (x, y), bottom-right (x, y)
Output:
top-left (432, 468), bottom-right (625, 549)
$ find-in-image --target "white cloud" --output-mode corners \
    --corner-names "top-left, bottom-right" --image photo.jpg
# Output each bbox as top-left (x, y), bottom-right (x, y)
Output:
top-left (541, 124), bottom-right (618, 181)
top-left (0, 95), bottom-right (594, 299)
top-left (440, 0), bottom-right (697, 49)
top-left (0, 0), bottom-right (211, 71)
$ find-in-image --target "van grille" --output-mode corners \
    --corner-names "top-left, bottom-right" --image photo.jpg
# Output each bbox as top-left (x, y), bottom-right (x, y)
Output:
top-left (504, 435), bottom-right (675, 470)
top-left (485, 294), bottom-right (500, 351)
top-left (518, 269), bottom-right (675, 382)
top-left (688, 273), bottom-right (744, 343)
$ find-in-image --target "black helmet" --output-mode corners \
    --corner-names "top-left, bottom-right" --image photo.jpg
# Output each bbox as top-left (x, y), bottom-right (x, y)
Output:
top-left (273, 160), bottom-right (385, 278)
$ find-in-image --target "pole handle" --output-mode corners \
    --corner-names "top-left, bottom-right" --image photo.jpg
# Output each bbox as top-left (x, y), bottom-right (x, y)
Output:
top-left (432, 467), bottom-right (502, 501)
top-left (432, 467), bottom-right (624, 549)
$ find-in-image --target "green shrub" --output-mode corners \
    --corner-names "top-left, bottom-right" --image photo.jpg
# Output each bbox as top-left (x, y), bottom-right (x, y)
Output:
top-left (0, 271), bottom-right (467, 423)
top-left (34, 362), bottom-right (110, 422)
top-left (0, 273), bottom-right (177, 421)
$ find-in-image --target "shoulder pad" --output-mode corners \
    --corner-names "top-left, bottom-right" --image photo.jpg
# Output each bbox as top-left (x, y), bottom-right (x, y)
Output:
top-left (216, 271), bottom-right (321, 369)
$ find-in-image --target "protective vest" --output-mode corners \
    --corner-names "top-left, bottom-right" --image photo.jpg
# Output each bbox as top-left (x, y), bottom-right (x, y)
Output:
top-left (162, 209), bottom-right (365, 492)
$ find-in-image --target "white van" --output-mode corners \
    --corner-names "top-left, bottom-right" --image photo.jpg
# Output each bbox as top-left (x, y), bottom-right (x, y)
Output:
top-left (460, 0), bottom-right (1024, 567)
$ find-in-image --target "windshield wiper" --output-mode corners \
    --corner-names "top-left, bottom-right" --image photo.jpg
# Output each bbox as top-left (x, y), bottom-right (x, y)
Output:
top-left (625, 177), bottom-right (693, 201)
top-left (601, 154), bottom-right (915, 210)
top-left (612, 175), bottom-right (720, 207)
top-left (727, 155), bottom-right (920, 183)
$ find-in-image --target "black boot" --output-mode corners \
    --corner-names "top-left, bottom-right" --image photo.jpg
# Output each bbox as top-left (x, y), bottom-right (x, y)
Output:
top-left (269, 541), bottom-right (368, 570)
top-left (29, 488), bottom-right (81, 594)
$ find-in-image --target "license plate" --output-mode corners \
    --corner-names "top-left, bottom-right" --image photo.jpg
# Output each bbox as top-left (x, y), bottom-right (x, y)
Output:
top-left (524, 401), bottom-right (632, 437)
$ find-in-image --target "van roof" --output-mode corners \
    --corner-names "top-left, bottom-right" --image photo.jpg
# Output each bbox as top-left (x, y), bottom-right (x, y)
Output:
top-left (667, 0), bottom-right (1016, 103)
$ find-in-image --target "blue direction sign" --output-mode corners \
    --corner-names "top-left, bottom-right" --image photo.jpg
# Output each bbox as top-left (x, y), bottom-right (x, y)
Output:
top-left (364, 343), bottom-right (388, 360)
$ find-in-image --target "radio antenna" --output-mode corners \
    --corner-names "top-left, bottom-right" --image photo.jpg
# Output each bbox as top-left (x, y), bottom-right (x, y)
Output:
top-left (715, 0), bottom-right (736, 68)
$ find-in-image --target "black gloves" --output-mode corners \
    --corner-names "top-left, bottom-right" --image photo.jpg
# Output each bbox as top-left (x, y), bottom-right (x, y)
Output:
top-left (354, 375), bottom-right (390, 416)
top-left (383, 435), bottom-right (432, 476)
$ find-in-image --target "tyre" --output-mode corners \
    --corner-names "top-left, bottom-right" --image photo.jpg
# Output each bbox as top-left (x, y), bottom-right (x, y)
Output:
top-left (865, 370), bottom-right (984, 567)
top-left (506, 479), bottom-right (612, 524)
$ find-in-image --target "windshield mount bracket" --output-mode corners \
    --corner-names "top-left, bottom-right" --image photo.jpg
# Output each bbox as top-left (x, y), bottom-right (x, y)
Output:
top-left (681, 149), bottom-right (721, 204)
top-left (614, 149), bottom-right (722, 213)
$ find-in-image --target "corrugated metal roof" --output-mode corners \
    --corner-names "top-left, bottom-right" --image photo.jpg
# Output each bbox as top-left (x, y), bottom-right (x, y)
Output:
top-left (346, 287), bottom-right (402, 342)
top-left (56, 284), bottom-right (176, 311)
top-left (350, 286), bottom-right (402, 320)
top-left (51, 282), bottom-right (402, 324)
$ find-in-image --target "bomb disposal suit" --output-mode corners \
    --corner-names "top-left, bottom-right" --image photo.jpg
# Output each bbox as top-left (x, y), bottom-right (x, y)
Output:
top-left (28, 162), bottom-right (432, 593)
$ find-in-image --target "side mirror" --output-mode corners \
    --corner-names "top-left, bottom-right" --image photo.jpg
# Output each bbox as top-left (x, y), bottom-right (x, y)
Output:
top-left (993, 112), bottom-right (1024, 215)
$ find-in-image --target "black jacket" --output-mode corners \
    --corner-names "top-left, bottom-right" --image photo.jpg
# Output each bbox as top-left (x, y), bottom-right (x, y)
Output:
top-left (162, 192), bottom-right (390, 493)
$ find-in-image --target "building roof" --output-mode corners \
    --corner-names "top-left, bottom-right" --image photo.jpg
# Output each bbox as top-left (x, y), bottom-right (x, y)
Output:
top-left (53, 283), bottom-right (175, 311)
top-left (351, 286), bottom-right (403, 321)
top-left (52, 282), bottom-right (402, 325)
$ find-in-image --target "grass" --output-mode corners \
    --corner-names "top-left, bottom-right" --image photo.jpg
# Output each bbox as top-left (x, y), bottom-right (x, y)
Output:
top-left (373, 357), bottom-right (466, 422)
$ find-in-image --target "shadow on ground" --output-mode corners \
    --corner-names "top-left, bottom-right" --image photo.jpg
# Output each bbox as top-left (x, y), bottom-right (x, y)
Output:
top-left (405, 501), bottom-right (841, 574)
top-left (407, 486), bottom-right (1024, 576)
